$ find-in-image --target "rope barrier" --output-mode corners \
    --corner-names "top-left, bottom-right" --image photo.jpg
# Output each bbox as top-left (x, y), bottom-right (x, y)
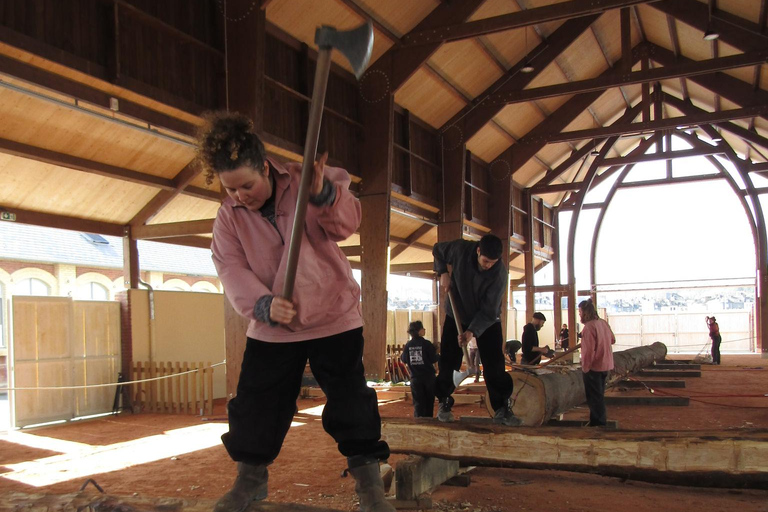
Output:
top-left (0, 361), bottom-right (226, 392)
top-left (613, 335), bottom-right (754, 349)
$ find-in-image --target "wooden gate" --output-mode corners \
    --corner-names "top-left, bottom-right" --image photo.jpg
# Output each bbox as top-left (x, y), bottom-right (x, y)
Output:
top-left (10, 296), bottom-right (121, 428)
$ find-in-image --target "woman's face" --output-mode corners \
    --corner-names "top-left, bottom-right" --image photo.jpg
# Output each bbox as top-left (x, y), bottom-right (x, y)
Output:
top-left (219, 161), bottom-right (272, 212)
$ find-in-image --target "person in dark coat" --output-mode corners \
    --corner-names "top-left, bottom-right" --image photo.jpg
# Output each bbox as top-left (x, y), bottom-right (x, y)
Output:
top-left (401, 321), bottom-right (438, 417)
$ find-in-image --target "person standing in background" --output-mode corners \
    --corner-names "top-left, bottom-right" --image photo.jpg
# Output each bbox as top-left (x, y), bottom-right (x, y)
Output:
top-left (707, 316), bottom-right (721, 365)
top-left (578, 299), bottom-right (615, 427)
top-left (401, 321), bottom-right (438, 417)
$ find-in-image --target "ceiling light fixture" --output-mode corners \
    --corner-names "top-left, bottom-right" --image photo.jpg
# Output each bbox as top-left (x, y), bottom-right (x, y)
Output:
top-left (703, 2), bottom-right (719, 40)
top-left (521, 26), bottom-right (534, 73)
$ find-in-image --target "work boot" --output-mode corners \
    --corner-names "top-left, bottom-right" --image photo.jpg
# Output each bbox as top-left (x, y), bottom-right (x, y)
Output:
top-left (493, 399), bottom-right (523, 427)
top-left (437, 396), bottom-right (455, 423)
top-left (213, 462), bottom-right (268, 512)
top-left (346, 460), bottom-right (396, 512)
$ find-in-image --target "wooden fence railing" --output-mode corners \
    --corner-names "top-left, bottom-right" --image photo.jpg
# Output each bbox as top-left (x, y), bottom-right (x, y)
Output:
top-left (131, 361), bottom-right (214, 415)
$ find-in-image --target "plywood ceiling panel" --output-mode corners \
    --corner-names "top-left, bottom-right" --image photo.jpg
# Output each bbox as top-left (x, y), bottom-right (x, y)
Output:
top-left (428, 40), bottom-right (505, 99)
top-left (484, 27), bottom-right (538, 72)
top-left (715, 0), bottom-right (762, 23)
top-left (673, 18), bottom-right (714, 62)
top-left (536, 142), bottom-right (570, 169)
top-left (266, 0), bottom-right (389, 75)
top-left (0, 87), bottom-right (193, 180)
top-left (395, 68), bottom-right (466, 129)
top-left (146, 195), bottom-right (220, 225)
top-left (351, 0), bottom-right (440, 38)
top-left (525, 58), bottom-right (569, 89)
top-left (590, 9), bottom-right (643, 66)
top-left (590, 89), bottom-right (629, 125)
top-left (512, 158), bottom-right (547, 188)
top-left (494, 103), bottom-right (546, 139)
top-left (557, 31), bottom-right (609, 81)
top-left (636, 4), bottom-right (674, 51)
top-left (466, 123), bottom-right (512, 164)
top-left (685, 81), bottom-right (716, 111)
top-left (389, 212), bottom-right (429, 240)
top-left (0, 155), bottom-right (158, 224)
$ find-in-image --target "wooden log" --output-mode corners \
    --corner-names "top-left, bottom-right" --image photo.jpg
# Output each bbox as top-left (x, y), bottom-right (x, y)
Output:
top-left (487, 342), bottom-right (668, 426)
top-left (381, 419), bottom-right (768, 489)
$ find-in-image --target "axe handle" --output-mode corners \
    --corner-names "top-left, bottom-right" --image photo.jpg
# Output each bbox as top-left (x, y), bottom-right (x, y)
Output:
top-left (281, 49), bottom-right (332, 300)
top-left (538, 343), bottom-right (582, 368)
top-left (447, 289), bottom-right (471, 363)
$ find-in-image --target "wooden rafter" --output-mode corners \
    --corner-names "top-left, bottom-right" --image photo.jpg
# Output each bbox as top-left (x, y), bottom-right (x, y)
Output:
top-left (0, 137), bottom-right (217, 202)
top-left (482, 49), bottom-right (768, 108)
top-left (390, 224), bottom-right (434, 261)
top-left (442, 15), bottom-right (601, 138)
top-left (400, 0), bottom-right (654, 46)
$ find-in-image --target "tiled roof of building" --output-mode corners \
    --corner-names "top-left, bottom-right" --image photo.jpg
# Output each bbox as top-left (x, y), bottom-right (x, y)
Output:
top-left (0, 223), bottom-right (217, 276)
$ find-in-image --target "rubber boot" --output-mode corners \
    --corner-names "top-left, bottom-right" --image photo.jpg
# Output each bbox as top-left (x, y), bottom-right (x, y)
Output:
top-left (346, 461), bottom-right (396, 512)
top-left (213, 462), bottom-right (268, 512)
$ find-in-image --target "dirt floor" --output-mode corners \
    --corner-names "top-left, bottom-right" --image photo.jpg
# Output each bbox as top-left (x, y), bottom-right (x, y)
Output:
top-left (0, 354), bottom-right (767, 512)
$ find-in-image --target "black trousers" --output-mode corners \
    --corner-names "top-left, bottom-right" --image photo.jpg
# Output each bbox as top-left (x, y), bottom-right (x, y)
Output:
top-left (435, 319), bottom-right (513, 411)
top-left (582, 370), bottom-right (608, 426)
top-left (711, 334), bottom-right (722, 364)
top-left (409, 373), bottom-right (436, 417)
top-left (222, 327), bottom-right (389, 465)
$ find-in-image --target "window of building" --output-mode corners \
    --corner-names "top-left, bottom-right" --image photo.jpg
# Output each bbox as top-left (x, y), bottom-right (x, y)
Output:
top-left (15, 278), bottom-right (50, 296)
top-left (77, 282), bottom-right (109, 301)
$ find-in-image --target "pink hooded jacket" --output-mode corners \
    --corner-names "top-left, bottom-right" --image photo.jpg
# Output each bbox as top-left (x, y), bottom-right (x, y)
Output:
top-left (211, 158), bottom-right (363, 342)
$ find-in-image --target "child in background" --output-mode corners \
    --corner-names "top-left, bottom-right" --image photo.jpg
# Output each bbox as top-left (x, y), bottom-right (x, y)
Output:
top-left (401, 321), bottom-right (438, 417)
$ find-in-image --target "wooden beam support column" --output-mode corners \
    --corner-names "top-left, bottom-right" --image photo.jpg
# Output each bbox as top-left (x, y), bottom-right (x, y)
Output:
top-left (522, 191), bottom-right (535, 318)
top-left (360, 56), bottom-right (395, 380)
top-left (489, 156), bottom-right (513, 337)
top-left (122, 226), bottom-right (139, 290)
top-left (221, 1), bottom-right (267, 397)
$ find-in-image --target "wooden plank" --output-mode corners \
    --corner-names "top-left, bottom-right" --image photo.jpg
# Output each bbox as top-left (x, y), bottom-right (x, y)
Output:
top-left (617, 379), bottom-right (686, 389)
top-left (636, 370), bottom-right (701, 378)
top-left (206, 361), bottom-right (214, 416)
top-left (381, 419), bottom-right (768, 489)
top-left (395, 456), bottom-right (460, 501)
top-left (604, 396), bottom-right (690, 406)
top-left (652, 363), bottom-right (701, 370)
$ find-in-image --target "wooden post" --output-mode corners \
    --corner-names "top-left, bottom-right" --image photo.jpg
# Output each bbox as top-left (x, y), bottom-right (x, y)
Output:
top-left (489, 154), bottom-right (512, 337)
top-left (220, 2), bottom-right (267, 398)
top-left (359, 55), bottom-right (395, 380)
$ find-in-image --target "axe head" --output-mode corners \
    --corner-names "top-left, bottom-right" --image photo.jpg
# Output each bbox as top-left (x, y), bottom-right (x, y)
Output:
top-left (315, 21), bottom-right (374, 79)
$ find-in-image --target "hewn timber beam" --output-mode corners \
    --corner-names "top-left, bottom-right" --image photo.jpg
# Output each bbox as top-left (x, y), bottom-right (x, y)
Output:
top-left (153, 235), bottom-right (212, 250)
top-left (0, 137), bottom-right (218, 202)
top-left (614, 172), bottom-right (722, 189)
top-left (390, 224), bottom-right (434, 260)
top-left (401, 0), bottom-right (654, 46)
top-left (444, 15), bottom-right (600, 139)
top-left (389, 262), bottom-right (434, 273)
top-left (340, 245), bottom-right (362, 257)
top-left (652, 0), bottom-right (768, 53)
top-left (389, 236), bottom-right (434, 253)
top-left (599, 145), bottom-right (724, 166)
top-left (484, 49), bottom-right (768, 107)
top-left (132, 219), bottom-right (215, 239)
top-left (537, 104), bottom-right (768, 144)
top-left (0, 206), bottom-right (124, 237)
